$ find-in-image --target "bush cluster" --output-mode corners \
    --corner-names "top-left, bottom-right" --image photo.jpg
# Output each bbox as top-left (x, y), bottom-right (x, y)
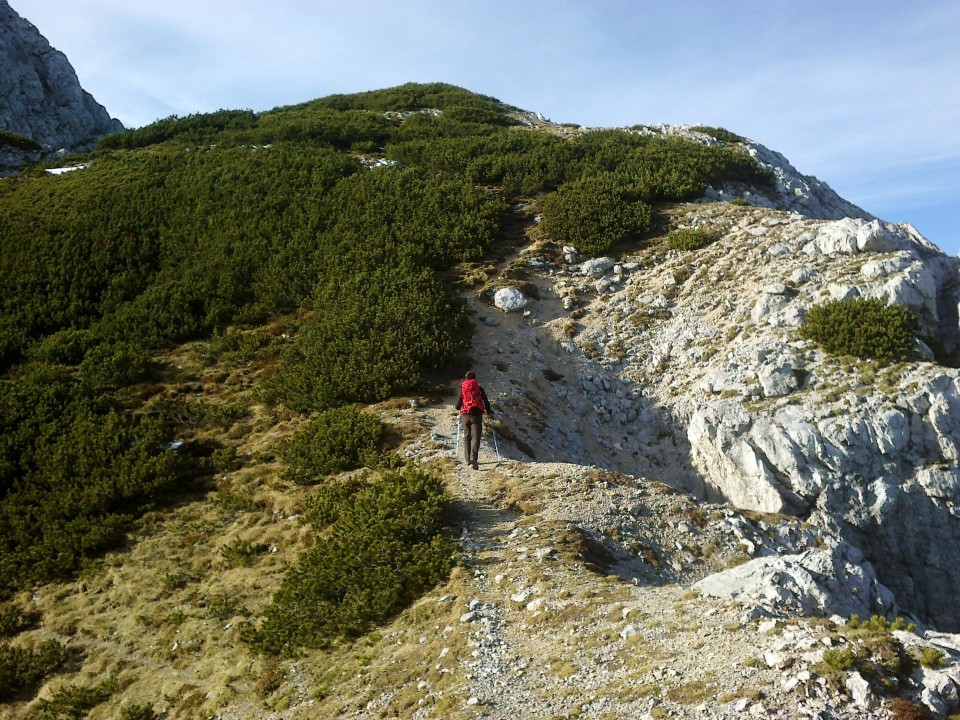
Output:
top-left (0, 367), bottom-right (187, 594)
top-left (540, 173), bottom-right (652, 256)
top-left (666, 228), bottom-right (718, 251)
top-left (281, 406), bottom-right (384, 484)
top-left (0, 129), bottom-right (41, 152)
top-left (245, 466), bottom-right (455, 654)
top-left (800, 298), bottom-right (918, 364)
top-left (31, 677), bottom-right (118, 719)
top-left (0, 640), bottom-right (70, 701)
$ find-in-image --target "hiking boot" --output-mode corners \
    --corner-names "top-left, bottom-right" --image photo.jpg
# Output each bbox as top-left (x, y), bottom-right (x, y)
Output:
top-left (472, 460), bottom-right (479, 470)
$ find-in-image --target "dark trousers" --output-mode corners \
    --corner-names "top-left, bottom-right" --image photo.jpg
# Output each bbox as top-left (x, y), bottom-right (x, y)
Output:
top-left (462, 411), bottom-right (482, 465)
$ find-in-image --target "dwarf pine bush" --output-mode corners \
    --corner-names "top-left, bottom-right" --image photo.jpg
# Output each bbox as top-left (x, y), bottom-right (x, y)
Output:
top-left (281, 406), bottom-right (384, 485)
top-left (540, 173), bottom-right (653, 256)
top-left (245, 466), bottom-right (455, 654)
top-left (0, 640), bottom-right (70, 701)
top-left (800, 298), bottom-right (918, 364)
top-left (666, 228), bottom-right (717, 251)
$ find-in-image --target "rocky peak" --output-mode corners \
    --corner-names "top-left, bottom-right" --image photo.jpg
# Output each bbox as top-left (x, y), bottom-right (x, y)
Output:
top-left (0, 0), bottom-right (123, 169)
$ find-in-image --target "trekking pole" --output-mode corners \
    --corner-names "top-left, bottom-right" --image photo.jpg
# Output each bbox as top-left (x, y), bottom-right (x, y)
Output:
top-left (491, 426), bottom-right (501, 465)
top-left (455, 415), bottom-right (461, 459)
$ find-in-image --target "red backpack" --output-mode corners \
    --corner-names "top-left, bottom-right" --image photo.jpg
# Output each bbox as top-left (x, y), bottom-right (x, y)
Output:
top-left (460, 379), bottom-right (484, 415)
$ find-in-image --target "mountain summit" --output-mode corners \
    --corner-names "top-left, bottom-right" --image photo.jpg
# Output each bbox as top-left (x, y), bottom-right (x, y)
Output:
top-left (0, 0), bottom-right (122, 169)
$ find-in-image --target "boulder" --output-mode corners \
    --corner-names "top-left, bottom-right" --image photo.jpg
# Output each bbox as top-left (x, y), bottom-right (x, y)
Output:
top-left (579, 257), bottom-right (615, 278)
top-left (693, 541), bottom-right (896, 621)
top-left (494, 287), bottom-right (529, 312)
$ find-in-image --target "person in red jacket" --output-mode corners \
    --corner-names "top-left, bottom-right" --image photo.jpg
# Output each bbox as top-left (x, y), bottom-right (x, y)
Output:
top-left (456, 370), bottom-right (492, 469)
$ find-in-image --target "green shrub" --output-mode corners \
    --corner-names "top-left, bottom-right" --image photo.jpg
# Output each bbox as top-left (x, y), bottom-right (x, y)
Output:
top-left (245, 466), bottom-right (455, 654)
top-left (540, 173), bottom-right (652, 256)
top-left (32, 677), bottom-right (118, 719)
top-left (0, 602), bottom-right (41, 638)
top-left (848, 614), bottom-right (916, 634)
top-left (821, 645), bottom-right (855, 671)
top-left (79, 341), bottom-right (152, 387)
top-left (270, 267), bottom-right (472, 412)
top-left (281, 406), bottom-right (384, 484)
top-left (729, 197), bottom-right (751, 207)
top-left (0, 640), bottom-right (71, 701)
top-left (915, 646), bottom-right (946, 669)
top-left (800, 298), bottom-right (918, 364)
top-left (0, 367), bottom-right (187, 594)
top-left (0, 129), bottom-right (41, 151)
top-left (119, 702), bottom-right (159, 720)
top-left (666, 228), bottom-right (718, 251)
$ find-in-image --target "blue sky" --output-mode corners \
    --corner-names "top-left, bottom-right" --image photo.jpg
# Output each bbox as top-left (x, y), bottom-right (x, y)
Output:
top-left (12, 0), bottom-right (960, 255)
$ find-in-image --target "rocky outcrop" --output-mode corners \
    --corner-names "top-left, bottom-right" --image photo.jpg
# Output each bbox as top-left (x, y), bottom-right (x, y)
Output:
top-left (496, 133), bottom-right (960, 633)
top-left (694, 541), bottom-right (897, 621)
top-left (0, 0), bottom-right (123, 170)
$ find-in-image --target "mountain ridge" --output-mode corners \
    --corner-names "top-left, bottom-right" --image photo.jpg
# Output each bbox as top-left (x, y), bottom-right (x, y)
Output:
top-left (1, 65), bottom-right (960, 719)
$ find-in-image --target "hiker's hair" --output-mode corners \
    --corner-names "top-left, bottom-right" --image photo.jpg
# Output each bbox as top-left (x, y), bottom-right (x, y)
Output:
top-left (465, 371), bottom-right (476, 380)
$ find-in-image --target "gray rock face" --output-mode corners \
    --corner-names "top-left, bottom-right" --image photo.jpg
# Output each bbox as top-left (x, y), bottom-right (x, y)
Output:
top-left (0, 0), bottom-right (123, 166)
top-left (694, 541), bottom-right (896, 621)
top-left (535, 163), bottom-right (960, 631)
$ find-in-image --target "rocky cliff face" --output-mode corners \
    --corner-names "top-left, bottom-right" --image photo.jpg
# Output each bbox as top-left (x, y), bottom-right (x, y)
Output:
top-left (478, 126), bottom-right (960, 634)
top-left (0, 0), bottom-right (123, 168)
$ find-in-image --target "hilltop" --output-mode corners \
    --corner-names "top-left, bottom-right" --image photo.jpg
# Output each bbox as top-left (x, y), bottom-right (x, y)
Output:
top-left (1, 82), bottom-right (959, 720)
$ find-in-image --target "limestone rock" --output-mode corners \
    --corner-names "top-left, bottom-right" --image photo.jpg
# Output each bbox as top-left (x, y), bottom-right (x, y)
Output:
top-left (0, 0), bottom-right (123, 171)
top-left (494, 287), bottom-right (529, 312)
top-left (693, 541), bottom-right (896, 620)
top-left (579, 257), bottom-right (615, 278)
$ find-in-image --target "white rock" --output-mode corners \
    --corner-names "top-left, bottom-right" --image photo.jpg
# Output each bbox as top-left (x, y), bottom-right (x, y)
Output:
top-left (579, 257), bottom-right (615, 277)
top-left (494, 287), bottom-right (528, 312)
top-left (845, 671), bottom-right (876, 708)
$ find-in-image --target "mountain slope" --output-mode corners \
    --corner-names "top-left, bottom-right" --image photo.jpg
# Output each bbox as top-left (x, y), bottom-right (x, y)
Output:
top-left (2, 84), bottom-right (960, 719)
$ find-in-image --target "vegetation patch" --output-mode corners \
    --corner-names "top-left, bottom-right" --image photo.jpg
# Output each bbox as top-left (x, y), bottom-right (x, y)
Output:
top-left (666, 228), bottom-right (718, 252)
top-left (0, 129), bottom-right (41, 152)
top-left (690, 125), bottom-right (746, 144)
top-left (0, 640), bottom-right (73, 702)
top-left (800, 298), bottom-right (918, 364)
top-left (245, 466), bottom-right (456, 654)
top-left (280, 405), bottom-right (385, 484)
top-left (31, 677), bottom-right (119, 720)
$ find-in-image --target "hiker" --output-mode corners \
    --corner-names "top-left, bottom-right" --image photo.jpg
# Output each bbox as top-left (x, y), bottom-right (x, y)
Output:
top-left (456, 370), bottom-right (492, 470)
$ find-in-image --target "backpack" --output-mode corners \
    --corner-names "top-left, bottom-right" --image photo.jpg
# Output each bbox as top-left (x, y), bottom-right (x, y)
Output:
top-left (460, 379), bottom-right (484, 415)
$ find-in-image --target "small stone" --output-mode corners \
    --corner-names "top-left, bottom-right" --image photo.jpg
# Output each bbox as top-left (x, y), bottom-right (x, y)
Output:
top-left (459, 611), bottom-right (478, 623)
top-left (526, 598), bottom-right (545, 612)
top-left (758, 619), bottom-right (778, 634)
top-left (466, 696), bottom-right (481, 706)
